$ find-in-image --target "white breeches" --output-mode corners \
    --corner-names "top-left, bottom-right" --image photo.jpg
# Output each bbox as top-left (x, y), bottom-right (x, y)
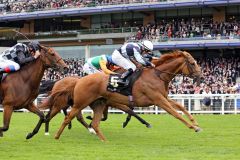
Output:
top-left (111, 50), bottom-right (136, 71)
top-left (0, 57), bottom-right (20, 71)
top-left (82, 63), bottom-right (100, 75)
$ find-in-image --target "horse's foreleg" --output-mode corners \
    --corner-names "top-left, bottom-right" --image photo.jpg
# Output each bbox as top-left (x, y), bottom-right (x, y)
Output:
top-left (122, 106), bottom-right (134, 128)
top-left (111, 102), bottom-right (151, 128)
top-left (0, 105), bottom-right (13, 137)
top-left (55, 106), bottom-right (80, 140)
top-left (155, 95), bottom-right (201, 132)
top-left (168, 98), bottom-right (199, 127)
top-left (26, 103), bottom-right (45, 139)
top-left (122, 114), bottom-right (132, 128)
top-left (62, 107), bottom-right (72, 129)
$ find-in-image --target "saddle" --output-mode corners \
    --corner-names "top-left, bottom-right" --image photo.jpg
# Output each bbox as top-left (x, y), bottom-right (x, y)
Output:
top-left (107, 69), bottom-right (142, 96)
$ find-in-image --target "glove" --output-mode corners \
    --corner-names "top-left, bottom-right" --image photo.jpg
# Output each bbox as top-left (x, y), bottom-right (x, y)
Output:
top-left (145, 61), bottom-right (155, 68)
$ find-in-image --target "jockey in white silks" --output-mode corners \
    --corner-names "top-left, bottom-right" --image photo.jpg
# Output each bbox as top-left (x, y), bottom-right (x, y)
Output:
top-left (0, 41), bottom-right (41, 74)
top-left (111, 40), bottom-right (155, 84)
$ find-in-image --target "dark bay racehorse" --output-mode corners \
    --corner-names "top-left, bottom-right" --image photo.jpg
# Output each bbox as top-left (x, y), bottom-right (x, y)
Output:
top-left (55, 50), bottom-right (203, 141)
top-left (0, 45), bottom-right (68, 138)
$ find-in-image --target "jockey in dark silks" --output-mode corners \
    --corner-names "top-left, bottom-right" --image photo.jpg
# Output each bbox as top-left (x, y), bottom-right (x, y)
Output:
top-left (0, 41), bottom-right (41, 74)
top-left (111, 40), bottom-right (155, 85)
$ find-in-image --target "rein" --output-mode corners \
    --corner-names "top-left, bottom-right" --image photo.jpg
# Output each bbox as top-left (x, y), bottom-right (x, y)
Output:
top-left (154, 58), bottom-right (190, 82)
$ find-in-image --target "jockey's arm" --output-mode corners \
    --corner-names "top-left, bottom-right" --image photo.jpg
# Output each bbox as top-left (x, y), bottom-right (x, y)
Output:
top-left (17, 50), bottom-right (40, 65)
top-left (133, 48), bottom-right (153, 67)
top-left (99, 59), bottom-right (116, 74)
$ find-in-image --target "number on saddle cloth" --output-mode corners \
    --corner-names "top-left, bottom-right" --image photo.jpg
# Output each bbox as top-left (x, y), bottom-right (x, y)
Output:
top-left (107, 69), bottom-right (143, 96)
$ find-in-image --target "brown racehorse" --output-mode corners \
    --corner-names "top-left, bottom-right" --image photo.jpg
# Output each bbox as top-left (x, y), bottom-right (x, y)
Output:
top-left (0, 45), bottom-right (68, 138)
top-left (35, 76), bottom-right (150, 137)
top-left (54, 50), bottom-right (203, 141)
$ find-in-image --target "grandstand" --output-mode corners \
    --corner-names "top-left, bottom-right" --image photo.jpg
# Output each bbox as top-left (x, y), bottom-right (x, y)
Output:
top-left (0, 0), bottom-right (240, 113)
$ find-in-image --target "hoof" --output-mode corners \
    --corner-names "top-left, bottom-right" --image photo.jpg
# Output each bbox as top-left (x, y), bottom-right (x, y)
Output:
top-left (54, 135), bottom-right (59, 140)
top-left (88, 128), bottom-right (96, 135)
top-left (122, 122), bottom-right (128, 128)
top-left (45, 132), bottom-right (50, 136)
top-left (68, 125), bottom-right (72, 130)
top-left (146, 124), bottom-right (152, 128)
top-left (26, 133), bottom-right (33, 139)
top-left (195, 127), bottom-right (202, 133)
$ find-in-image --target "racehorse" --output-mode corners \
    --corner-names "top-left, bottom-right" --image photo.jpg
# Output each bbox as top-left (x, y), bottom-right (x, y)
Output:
top-left (0, 45), bottom-right (68, 138)
top-left (33, 76), bottom-right (150, 138)
top-left (54, 50), bottom-right (203, 141)
top-left (38, 76), bottom-right (109, 135)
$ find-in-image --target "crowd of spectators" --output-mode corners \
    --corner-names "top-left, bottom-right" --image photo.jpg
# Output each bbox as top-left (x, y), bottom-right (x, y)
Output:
top-left (42, 56), bottom-right (240, 95)
top-left (169, 56), bottom-right (240, 94)
top-left (0, 0), bottom-right (161, 14)
top-left (134, 18), bottom-right (240, 41)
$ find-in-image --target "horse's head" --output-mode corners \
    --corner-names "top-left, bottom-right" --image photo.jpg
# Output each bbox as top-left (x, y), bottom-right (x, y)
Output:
top-left (180, 51), bottom-right (203, 84)
top-left (39, 45), bottom-right (68, 74)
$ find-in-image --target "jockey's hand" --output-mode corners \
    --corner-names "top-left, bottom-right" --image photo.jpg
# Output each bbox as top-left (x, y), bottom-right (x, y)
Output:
top-left (34, 50), bottom-right (41, 59)
top-left (145, 61), bottom-right (155, 68)
top-left (150, 63), bottom-right (155, 68)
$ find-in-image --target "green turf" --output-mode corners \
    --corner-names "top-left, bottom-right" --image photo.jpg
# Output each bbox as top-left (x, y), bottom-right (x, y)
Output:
top-left (0, 113), bottom-right (239, 160)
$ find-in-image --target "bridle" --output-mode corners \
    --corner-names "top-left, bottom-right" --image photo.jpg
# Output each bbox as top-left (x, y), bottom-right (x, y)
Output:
top-left (40, 47), bottom-right (63, 69)
top-left (154, 56), bottom-right (197, 83)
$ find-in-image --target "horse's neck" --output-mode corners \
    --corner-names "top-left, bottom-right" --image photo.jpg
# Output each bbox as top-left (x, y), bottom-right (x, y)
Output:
top-left (155, 57), bottom-right (184, 80)
top-left (21, 58), bottom-right (45, 85)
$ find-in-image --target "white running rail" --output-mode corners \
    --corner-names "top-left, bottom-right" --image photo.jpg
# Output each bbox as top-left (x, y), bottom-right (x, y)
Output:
top-left (0, 94), bottom-right (239, 114)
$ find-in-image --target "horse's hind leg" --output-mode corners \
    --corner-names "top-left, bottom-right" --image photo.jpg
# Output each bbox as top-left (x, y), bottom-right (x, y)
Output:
top-left (44, 105), bottom-right (63, 135)
top-left (62, 108), bottom-right (72, 129)
top-left (168, 99), bottom-right (199, 127)
top-left (101, 106), bottom-right (108, 121)
top-left (91, 104), bottom-right (107, 141)
top-left (26, 103), bottom-right (45, 139)
top-left (0, 105), bottom-right (13, 137)
top-left (75, 110), bottom-right (90, 130)
top-left (55, 106), bottom-right (81, 139)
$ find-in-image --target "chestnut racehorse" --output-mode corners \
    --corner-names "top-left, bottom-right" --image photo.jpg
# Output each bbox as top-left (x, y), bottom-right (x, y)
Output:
top-left (55, 50), bottom-right (203, 141)
top-left (0, 45), bottom-right (68, 138)
top-left (36, 76), bottom-right (150, 137)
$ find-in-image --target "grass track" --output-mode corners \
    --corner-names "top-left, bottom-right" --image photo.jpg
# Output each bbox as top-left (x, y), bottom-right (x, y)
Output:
top-left (0, 113), bottom-right (239, 160)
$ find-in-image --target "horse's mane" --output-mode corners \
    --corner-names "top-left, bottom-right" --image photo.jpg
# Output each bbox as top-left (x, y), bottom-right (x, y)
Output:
top-left (153, 50), bottom-right (184, 66)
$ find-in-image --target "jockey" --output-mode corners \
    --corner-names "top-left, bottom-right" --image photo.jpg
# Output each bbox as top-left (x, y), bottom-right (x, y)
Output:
top-left (111, 40), bottom-right (155, 84)
top-left (0, 41), bottom-right (41, 74)
top-left (83, 54), bottom-right (117, 75)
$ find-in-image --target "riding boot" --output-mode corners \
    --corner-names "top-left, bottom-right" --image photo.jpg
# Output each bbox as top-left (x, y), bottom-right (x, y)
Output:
top-left (119, 68), bottom-right (133, 86)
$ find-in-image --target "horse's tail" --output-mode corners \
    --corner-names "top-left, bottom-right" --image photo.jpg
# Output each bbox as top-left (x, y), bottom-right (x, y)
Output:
top-left (38, 95), bottom-right (55, 110)
top-left (39, 80), bottom-right (59, 94)
top-left (38, 90), bottom-right (72, 110)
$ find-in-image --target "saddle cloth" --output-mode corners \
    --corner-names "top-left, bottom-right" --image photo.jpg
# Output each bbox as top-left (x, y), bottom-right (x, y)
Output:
top-left (107, 69), bottom-right (142, 96)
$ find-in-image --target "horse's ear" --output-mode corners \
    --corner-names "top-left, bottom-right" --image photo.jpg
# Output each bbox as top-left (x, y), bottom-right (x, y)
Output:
top-left (39, 45), bottom-right (48, 51)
